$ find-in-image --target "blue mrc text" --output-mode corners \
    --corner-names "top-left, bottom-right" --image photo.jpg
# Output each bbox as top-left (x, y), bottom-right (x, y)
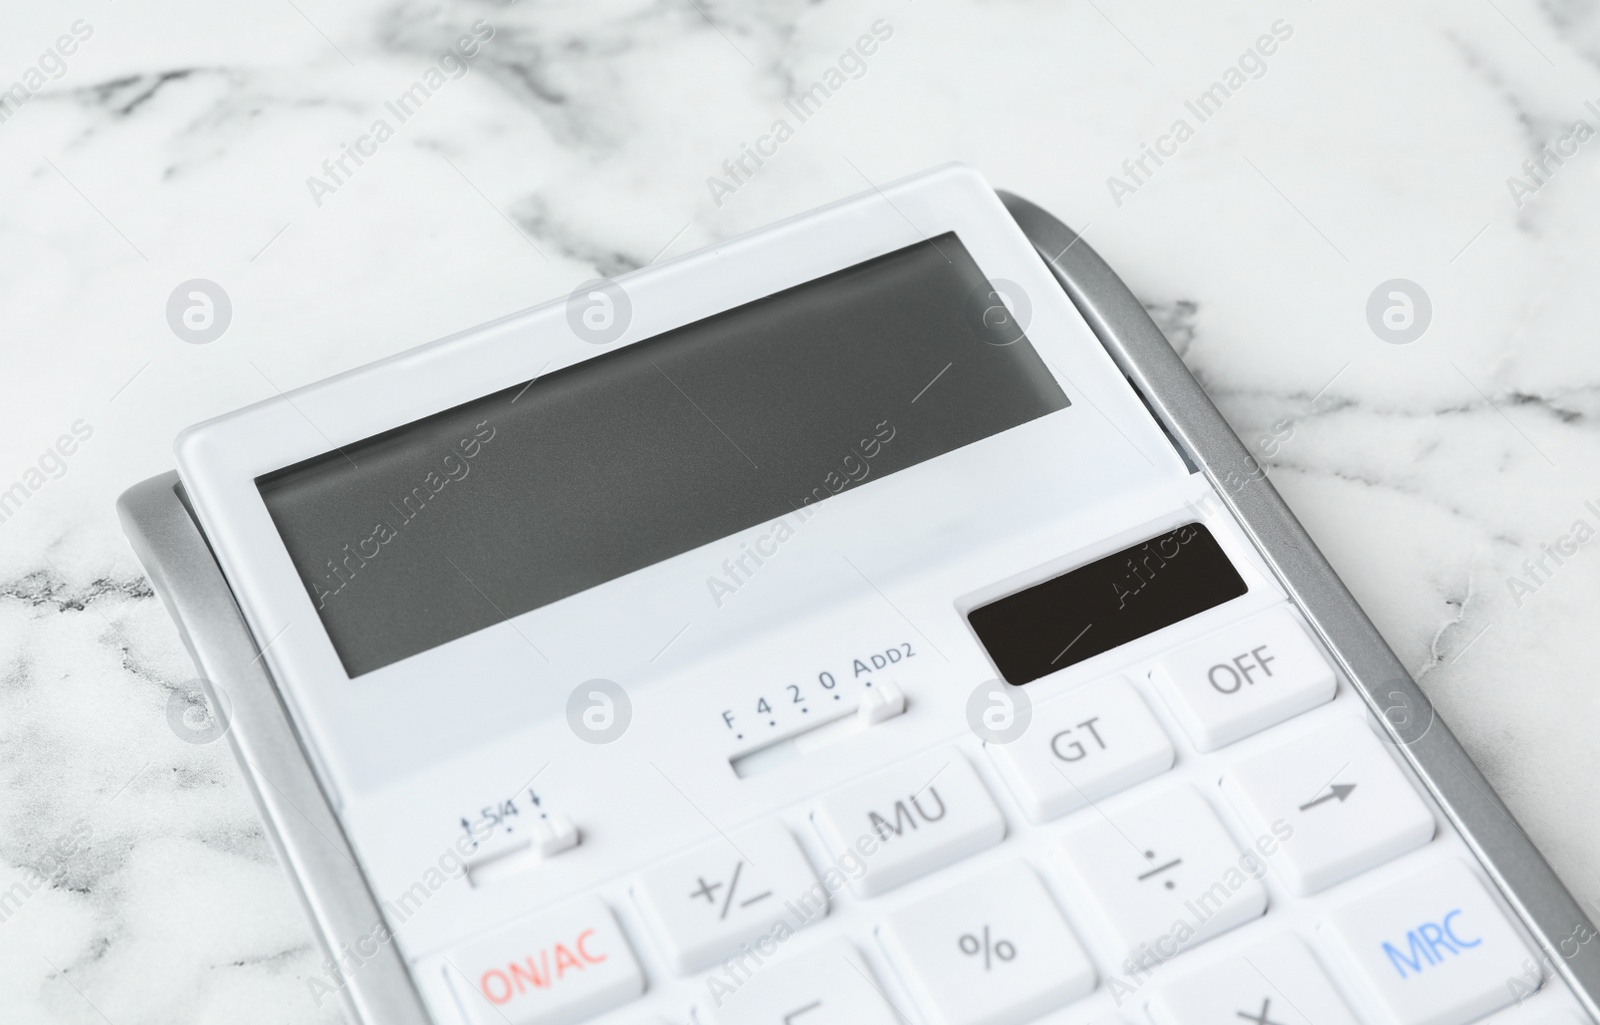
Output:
top-left (1383, 910), bottom-right (1481, 978)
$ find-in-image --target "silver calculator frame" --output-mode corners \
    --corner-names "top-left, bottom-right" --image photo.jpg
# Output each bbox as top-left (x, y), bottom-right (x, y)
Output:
top-left (116, 188), bottom-right (1600, 1025)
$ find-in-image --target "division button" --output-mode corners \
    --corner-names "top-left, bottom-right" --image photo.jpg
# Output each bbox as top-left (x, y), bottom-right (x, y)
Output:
top-left (1147, 934), bottom-right (1361, 1025)
top-left (696, 938), bottom-right (902, 1025)
top-left (1055, 785), bottom-right (1267, 968)
top-left (812, 749), bottom-right (1006, 898)
top-left (446, 894), bottom-right (644, 1025)
top-left (1321, 859), bottom-right (1534, 1025)
top-left (633, 820), bottom-right (825, 974)
top-left (878, 863), bottom-right (1095, 1025)
top-left (1221, 717), bottom-right (1435, 895)
top-left (985, 674), bottom-right (1173, 823)
top-left (1150, 606), bottom-right (1335, 751)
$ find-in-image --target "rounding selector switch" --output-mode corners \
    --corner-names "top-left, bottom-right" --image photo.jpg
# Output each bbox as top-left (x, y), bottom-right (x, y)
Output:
top-left (530, 814), bottom-right (580, 858)
top-left (466, 814), bottom-right (581, 887)
top-left (858, 682), bottom-right (906, 726)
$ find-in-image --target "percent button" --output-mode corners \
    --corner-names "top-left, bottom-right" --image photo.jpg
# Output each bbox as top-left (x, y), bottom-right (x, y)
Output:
top-left (958, 926), bottom-right (1015, 970)
top-left (880, 864), bottom-right (1095, 1025)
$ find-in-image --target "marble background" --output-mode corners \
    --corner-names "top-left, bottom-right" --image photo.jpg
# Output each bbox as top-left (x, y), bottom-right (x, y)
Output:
top-left (3, 0), bottom-right (1599, 1021)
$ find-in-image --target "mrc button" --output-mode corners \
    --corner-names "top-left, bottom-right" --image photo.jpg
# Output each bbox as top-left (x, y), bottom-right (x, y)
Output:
top-left (447, 894), bottom-right (644, 1025)
top-left (1150, 606), bottom-right (1334, 751)
top-left (1322, 860), bottom-right (1532, 1025)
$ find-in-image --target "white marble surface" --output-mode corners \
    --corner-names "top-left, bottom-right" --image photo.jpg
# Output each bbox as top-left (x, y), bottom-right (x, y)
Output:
top-left (3, 0), bottom-right (1600, 1020)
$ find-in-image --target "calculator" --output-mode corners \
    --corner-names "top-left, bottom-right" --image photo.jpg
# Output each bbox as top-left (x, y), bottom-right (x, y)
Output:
top-left (119, 165), bottom-right (1599, 1025)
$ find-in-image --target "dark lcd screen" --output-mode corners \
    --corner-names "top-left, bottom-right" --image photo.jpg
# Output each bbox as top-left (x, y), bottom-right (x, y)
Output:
top-left (968, 524), bottom-right (1248, 685)
top-left (258, 234), bottom-right (1070, 677)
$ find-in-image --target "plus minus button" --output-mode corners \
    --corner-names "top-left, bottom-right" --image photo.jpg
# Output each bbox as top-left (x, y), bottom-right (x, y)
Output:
top-left (689, 877), bottom-right (722, 904)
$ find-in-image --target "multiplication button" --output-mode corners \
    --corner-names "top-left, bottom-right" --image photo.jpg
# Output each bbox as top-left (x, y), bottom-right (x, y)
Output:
top-left (812, 749), bottom-right (1005, 897)
top-left (633, 820), bottom-right (825, 974)
top-left (1150, 606), bottom-right (1335, 751)
top-left (986, 675), bottom-right (1173, 822)
top-left (879, 863), bottom-right (1095, 1025)
top-left (1148, 934), bottom-right (1360, 1025)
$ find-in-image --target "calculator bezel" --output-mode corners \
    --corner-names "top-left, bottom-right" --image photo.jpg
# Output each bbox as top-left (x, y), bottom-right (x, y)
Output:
top-left (168, 165), bottom-right (1182, 804)
top-left (115, 173), bottom-right (1600, 1025)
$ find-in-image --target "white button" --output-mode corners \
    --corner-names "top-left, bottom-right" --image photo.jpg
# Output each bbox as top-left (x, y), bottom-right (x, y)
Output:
top-left (1150, 606), bottom-right (1335, 751)
top-left (697, 938), bottom-right (902, 1025)
top-left (812, 750), bottom-right (1005, 897)
top-left (530, 815), bottom-right (581, 858)
top-left (1322, 860), bottom-right (1534, 1025)
top-left (986, 675), bottom-right (1173, 822)
top-left (858, 681), bottom-right (906, 725)
top-left (1055, 785), bottom-right (1267, 967)
top-left (879, 863), bottom-right (1096, 1025)
top-left (446, 895), bottom-right (644, 1025)
top-left (633, 820), bottom-right (825, 974)
top-left (1222, 717), bottom-right (1435, 895)
top-left (1148, 934), bottom-right (1361, 1025)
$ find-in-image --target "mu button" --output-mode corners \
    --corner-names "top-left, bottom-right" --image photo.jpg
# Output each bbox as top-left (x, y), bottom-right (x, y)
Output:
top-left (811, 749), bottom-right (1004, 897)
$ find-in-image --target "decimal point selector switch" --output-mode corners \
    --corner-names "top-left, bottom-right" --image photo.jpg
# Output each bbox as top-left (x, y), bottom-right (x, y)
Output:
top-left (858, 681), bottom-right (907, 725)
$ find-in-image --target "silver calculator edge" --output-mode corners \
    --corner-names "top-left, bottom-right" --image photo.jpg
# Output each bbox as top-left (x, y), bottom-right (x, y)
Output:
top-left (115, 188), bottom-right (1600, 1025)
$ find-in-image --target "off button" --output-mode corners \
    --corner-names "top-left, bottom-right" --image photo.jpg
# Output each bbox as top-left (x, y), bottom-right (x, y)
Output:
top-left (448, 894), bottom-right (644, 1025)
top-left (1150, 606), bottom-right (1334, 751)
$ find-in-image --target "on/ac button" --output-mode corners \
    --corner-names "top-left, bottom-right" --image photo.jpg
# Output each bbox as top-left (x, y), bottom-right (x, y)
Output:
top-left (447, 894), bottom-right (644, 1025)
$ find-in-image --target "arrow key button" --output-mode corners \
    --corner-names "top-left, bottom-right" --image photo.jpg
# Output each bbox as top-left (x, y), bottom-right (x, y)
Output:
top-left (1221, 717), bottom-right (1435, 895)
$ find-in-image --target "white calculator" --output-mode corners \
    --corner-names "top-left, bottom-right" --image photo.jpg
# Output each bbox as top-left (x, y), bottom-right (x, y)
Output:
top-left (119, 165), bottom-right (1599, 1025)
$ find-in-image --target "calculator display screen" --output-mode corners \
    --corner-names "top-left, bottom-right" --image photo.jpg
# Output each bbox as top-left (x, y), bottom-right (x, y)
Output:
top-left (257, 233), bottom-right (1070, 677)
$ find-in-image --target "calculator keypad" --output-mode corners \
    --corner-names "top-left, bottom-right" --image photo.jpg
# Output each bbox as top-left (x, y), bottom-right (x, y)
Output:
top-left (429, 600), bottom-right (1574, 1025)
top-left (811, 749), bottom-right (1006, 897)
top-left (878, 863), bottom-right (1095, 1025)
